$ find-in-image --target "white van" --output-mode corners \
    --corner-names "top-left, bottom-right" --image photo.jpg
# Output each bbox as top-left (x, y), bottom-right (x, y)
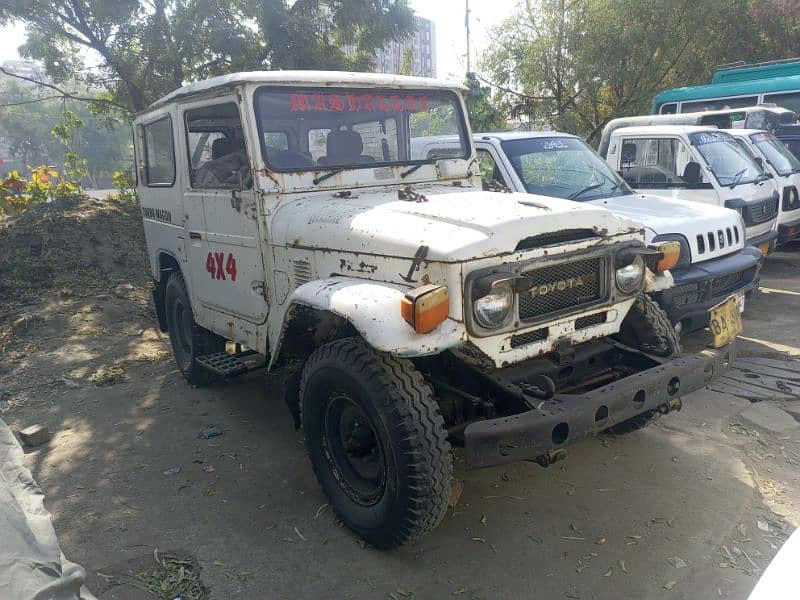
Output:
top-left (726, 129), bottom-right (800, 244)
top-left (602, 125), bottom-right (779, 255)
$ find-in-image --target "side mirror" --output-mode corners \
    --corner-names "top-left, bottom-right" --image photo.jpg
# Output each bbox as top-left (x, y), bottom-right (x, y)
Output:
top-left (682, 161), bottom-right (702, 186)
top-left (753, 156), bottom-right (764, 170)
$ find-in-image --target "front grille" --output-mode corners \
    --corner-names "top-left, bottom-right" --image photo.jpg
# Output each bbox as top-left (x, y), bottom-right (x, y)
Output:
top-left (744, 195), bottom-right (779, 226)
top-left (575, 312), bottom-right (607, 329)
top-left (518, 257), bottom-right (605, 322)
top-left (510, 328), bottom-right (548, 348)
top-left (711, 271), bottom-right (744, 296)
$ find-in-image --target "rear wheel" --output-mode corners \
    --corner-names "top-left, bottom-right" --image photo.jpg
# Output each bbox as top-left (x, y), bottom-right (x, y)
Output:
top-left (608, 294), bottom-right (681, 434)
top-left (300, 338), bottom-right (452, 549)
top-left (163, 272), bottom-right (224, 386)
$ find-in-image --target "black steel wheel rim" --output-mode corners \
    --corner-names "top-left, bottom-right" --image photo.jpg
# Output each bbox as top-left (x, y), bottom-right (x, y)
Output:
top-left (321, 393), bottom-right (387, 506)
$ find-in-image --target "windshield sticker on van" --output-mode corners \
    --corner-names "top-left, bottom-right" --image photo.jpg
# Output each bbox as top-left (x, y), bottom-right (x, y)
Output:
top-left (692, 131), bottom-right (728, 145)
top-left (289, 92), bottom-right (429, 114)
top-left (541, 139), bottom-right (569, 150)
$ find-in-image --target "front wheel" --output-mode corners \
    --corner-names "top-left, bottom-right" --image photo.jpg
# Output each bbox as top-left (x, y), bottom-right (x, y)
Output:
top-left (300, 338), bottom-right (452, 549)
top-left (163, 272), bottom-right (224, 386)
top-left (607, 294), bottom-right (681, 434)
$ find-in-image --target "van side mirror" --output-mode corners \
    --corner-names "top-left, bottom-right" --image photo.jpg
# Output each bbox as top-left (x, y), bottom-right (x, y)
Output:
top-left (682, 161), bottom-right (702, 186)
top-left (753, 156), bottom-right (764, 171)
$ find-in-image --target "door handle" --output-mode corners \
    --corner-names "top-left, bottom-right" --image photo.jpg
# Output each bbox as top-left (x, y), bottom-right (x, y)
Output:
top-left (189, 231), bottom-right (202, 240)
top-left (231, 189), bottom-right (242, 212)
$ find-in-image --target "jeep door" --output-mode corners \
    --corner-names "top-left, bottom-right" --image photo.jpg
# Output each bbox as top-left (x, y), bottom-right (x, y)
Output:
top-left (182, 100), bottom-right (268, 324)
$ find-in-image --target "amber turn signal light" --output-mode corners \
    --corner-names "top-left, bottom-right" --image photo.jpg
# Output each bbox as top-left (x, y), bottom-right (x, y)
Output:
top-left (655, 241), bottom-right (681, 272)
top-left (401, 284), bottom-right (449, 334)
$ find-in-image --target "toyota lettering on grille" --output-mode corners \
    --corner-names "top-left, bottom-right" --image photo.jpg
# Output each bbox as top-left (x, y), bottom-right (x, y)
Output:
top-left (529, 276), bottom-right (586, 298)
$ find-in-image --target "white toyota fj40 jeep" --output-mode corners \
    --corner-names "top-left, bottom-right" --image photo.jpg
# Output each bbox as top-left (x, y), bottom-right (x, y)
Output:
top-left (133, 72), bottom-right (735, 548)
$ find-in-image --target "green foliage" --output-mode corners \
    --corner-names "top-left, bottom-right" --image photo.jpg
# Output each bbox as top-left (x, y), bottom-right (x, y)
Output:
top-left (400, 47), bottom-right (414, 76)
top-left (0, 166), bottom-right (78, 214)
top-left (113, 169), bottom-right (138, 204)
top-left (482, 0), bottom-right (800, 141)
top-left (464, 72), bottom-right (505, 132)
top-left (0, 0), bottom-right (415, 112)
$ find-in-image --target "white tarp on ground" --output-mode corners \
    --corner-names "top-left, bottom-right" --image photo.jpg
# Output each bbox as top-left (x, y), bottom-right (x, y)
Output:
top-left (0, 417), bottom-right (95, 600)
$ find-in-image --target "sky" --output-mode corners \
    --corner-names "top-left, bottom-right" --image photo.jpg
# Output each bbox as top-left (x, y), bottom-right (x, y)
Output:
top-left (0, 0), bottom-right (517, 81)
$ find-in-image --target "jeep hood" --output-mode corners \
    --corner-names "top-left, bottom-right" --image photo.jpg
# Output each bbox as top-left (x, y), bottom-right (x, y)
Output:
top-left (271, 188), bottom-right (641, 262)
top-left (590, 193), bottom-right (744, 263)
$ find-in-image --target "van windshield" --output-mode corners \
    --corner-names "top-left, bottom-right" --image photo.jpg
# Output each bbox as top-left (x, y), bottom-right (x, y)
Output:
top-left (253, 87), bottom-right (469, 173)
top-left (750, 132), bottom-right (800, 176)
top-left (689, 131), bottom-right (763, 187)
top-left (500, 136), bottom-right (633, 201)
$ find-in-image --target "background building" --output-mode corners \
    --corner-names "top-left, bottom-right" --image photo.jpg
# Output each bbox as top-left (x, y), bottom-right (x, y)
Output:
top-left (374, 17), bottom-right (436, 78)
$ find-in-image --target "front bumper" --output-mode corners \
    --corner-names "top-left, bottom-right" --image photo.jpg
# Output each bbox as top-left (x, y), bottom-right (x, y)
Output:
top-left (464, 343), bottom-right (735, 469)
top-left (778, 213), bottom-right (800, 244)
top-left (747, 229), bottom-right (779, 252)
top-left (654, 247), bottom-right (761, 331)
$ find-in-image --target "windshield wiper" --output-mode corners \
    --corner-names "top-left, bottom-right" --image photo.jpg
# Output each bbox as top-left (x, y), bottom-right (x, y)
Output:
top-left (400, 163), bottom-right (426, 178)
top-left (313, 167), bottom-right (347, 185)
top-left (401, 156), bottom-right (442, 179)
top-left (728, 168), bottom-right (747, 188)
top-left (568, 181), bottom-right (604, 199)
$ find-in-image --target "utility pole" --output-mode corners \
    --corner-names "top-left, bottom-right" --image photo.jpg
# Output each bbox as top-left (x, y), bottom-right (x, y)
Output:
top-left (465, 0), bottom-right (471, 75)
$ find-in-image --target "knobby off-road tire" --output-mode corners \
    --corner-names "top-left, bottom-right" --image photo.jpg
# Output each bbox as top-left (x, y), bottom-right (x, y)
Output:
top-left (164, 272), bottom-right (225, 386)
top-left (300, 337), bottom-right (453, 549)
top-left (607, 293), bottom-right (682, 434)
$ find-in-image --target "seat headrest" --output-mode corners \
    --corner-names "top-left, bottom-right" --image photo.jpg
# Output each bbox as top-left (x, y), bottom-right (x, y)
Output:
top-left (211, 137), bottom-right (243, 160)
top-left (620, 143), bottom-right (637, 163)
top-left (326, 129), bottom-right (363, 164)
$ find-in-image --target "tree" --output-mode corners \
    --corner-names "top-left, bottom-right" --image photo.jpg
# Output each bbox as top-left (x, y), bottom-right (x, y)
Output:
top-left (463, 72), bottom-right (505, 132)
top-left (0, 80), bottom-right (131, 185)
top-left (481, 0), bottom-right (800, 141)
top-left (0, 0), bottom-right (415, 113)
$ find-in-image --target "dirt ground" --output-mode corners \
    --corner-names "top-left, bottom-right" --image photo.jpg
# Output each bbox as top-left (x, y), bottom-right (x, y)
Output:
top-left (1, 197), bottom-right (799, 599)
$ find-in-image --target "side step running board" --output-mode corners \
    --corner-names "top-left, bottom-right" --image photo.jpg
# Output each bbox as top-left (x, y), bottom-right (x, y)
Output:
top-left (196, 352), bottom-right (258, 377)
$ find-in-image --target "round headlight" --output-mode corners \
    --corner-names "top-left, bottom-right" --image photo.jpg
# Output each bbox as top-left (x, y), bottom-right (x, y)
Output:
top-left (616, 255), bottom-right (644, 294)
top-left (474, 282), bottom-right (513, 328)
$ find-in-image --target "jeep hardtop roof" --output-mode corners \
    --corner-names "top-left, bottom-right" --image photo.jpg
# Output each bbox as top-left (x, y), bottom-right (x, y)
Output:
top-left (474, 131), bottom-right (578, 142)
top-left (610, 125), bottom-right (720, 137)
top-left (142, 71), bottom-right (467, 114)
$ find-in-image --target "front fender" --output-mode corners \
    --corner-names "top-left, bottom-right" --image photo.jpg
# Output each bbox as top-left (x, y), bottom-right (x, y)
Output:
top-left (268, 277), bottom-right (467, 369)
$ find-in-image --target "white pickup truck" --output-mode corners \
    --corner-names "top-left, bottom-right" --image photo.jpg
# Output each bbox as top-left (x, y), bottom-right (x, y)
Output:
top-left (419, 132), bottom-right (760, 333)
top-left (726, 129), bottom-right (800, 245)
top-left (600, 124), bottom-right (780, 256)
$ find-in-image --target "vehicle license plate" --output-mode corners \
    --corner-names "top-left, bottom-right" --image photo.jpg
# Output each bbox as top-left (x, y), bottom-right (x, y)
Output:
top-left (709, 293), bottom-right (744, 348)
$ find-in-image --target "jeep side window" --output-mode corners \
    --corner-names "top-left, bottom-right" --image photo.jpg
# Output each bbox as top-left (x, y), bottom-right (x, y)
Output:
top-left (142, 117), bottom-right (175, 187)
top-left (619, 137), bottom-right (695, 189)
top-left (476, 149), bottom-right (506, 185)
top-left (184, 102), bottom-right (252, 189)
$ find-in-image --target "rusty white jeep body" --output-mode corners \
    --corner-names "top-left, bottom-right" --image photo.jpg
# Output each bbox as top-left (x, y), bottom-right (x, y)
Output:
top-left (133, 72), bottom-right (733, 548)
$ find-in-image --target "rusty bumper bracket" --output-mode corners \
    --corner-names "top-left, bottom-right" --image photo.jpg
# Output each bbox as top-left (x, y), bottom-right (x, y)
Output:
top-left (463, 343), bottom-right (735, 470)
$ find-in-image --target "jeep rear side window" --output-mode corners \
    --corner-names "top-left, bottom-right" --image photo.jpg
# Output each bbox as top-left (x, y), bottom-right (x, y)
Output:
top-left (619, 137), bottom-right (695, 189)
top-left (143, 116), bottom-right (175, 187)
top-left (184, 102), bottom-right (252, 189)
top-left (254, 87), bottom-right (469, 172)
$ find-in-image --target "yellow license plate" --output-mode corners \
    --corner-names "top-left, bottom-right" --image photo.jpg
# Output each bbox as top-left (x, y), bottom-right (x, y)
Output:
top-left (709, 294), bottom-right (743, 347)
top-left (759, 242), bottom-right (770, 256)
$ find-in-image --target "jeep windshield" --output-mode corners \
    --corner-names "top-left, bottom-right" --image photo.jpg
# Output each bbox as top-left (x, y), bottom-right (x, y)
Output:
top-left (689, 130), bottom-right (763, 187)
top-left (500, 136), bottom-right (633, 201)
top-left (254, 87), bottom-right (470, 173)
top-left (750, 132), bottom-right (800, 176)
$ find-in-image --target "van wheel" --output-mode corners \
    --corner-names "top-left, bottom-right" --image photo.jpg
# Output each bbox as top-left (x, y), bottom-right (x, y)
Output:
top-left (300, 338), bottom-right (452, 549)
top-left (608, 294), bottom-right (681, 434)
top-left (164, 271), bottom-right (224, 386)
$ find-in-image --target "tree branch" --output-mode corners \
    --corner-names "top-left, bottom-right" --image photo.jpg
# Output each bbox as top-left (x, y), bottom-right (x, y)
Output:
top-left (0, 67), bottom-right (130, 113)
